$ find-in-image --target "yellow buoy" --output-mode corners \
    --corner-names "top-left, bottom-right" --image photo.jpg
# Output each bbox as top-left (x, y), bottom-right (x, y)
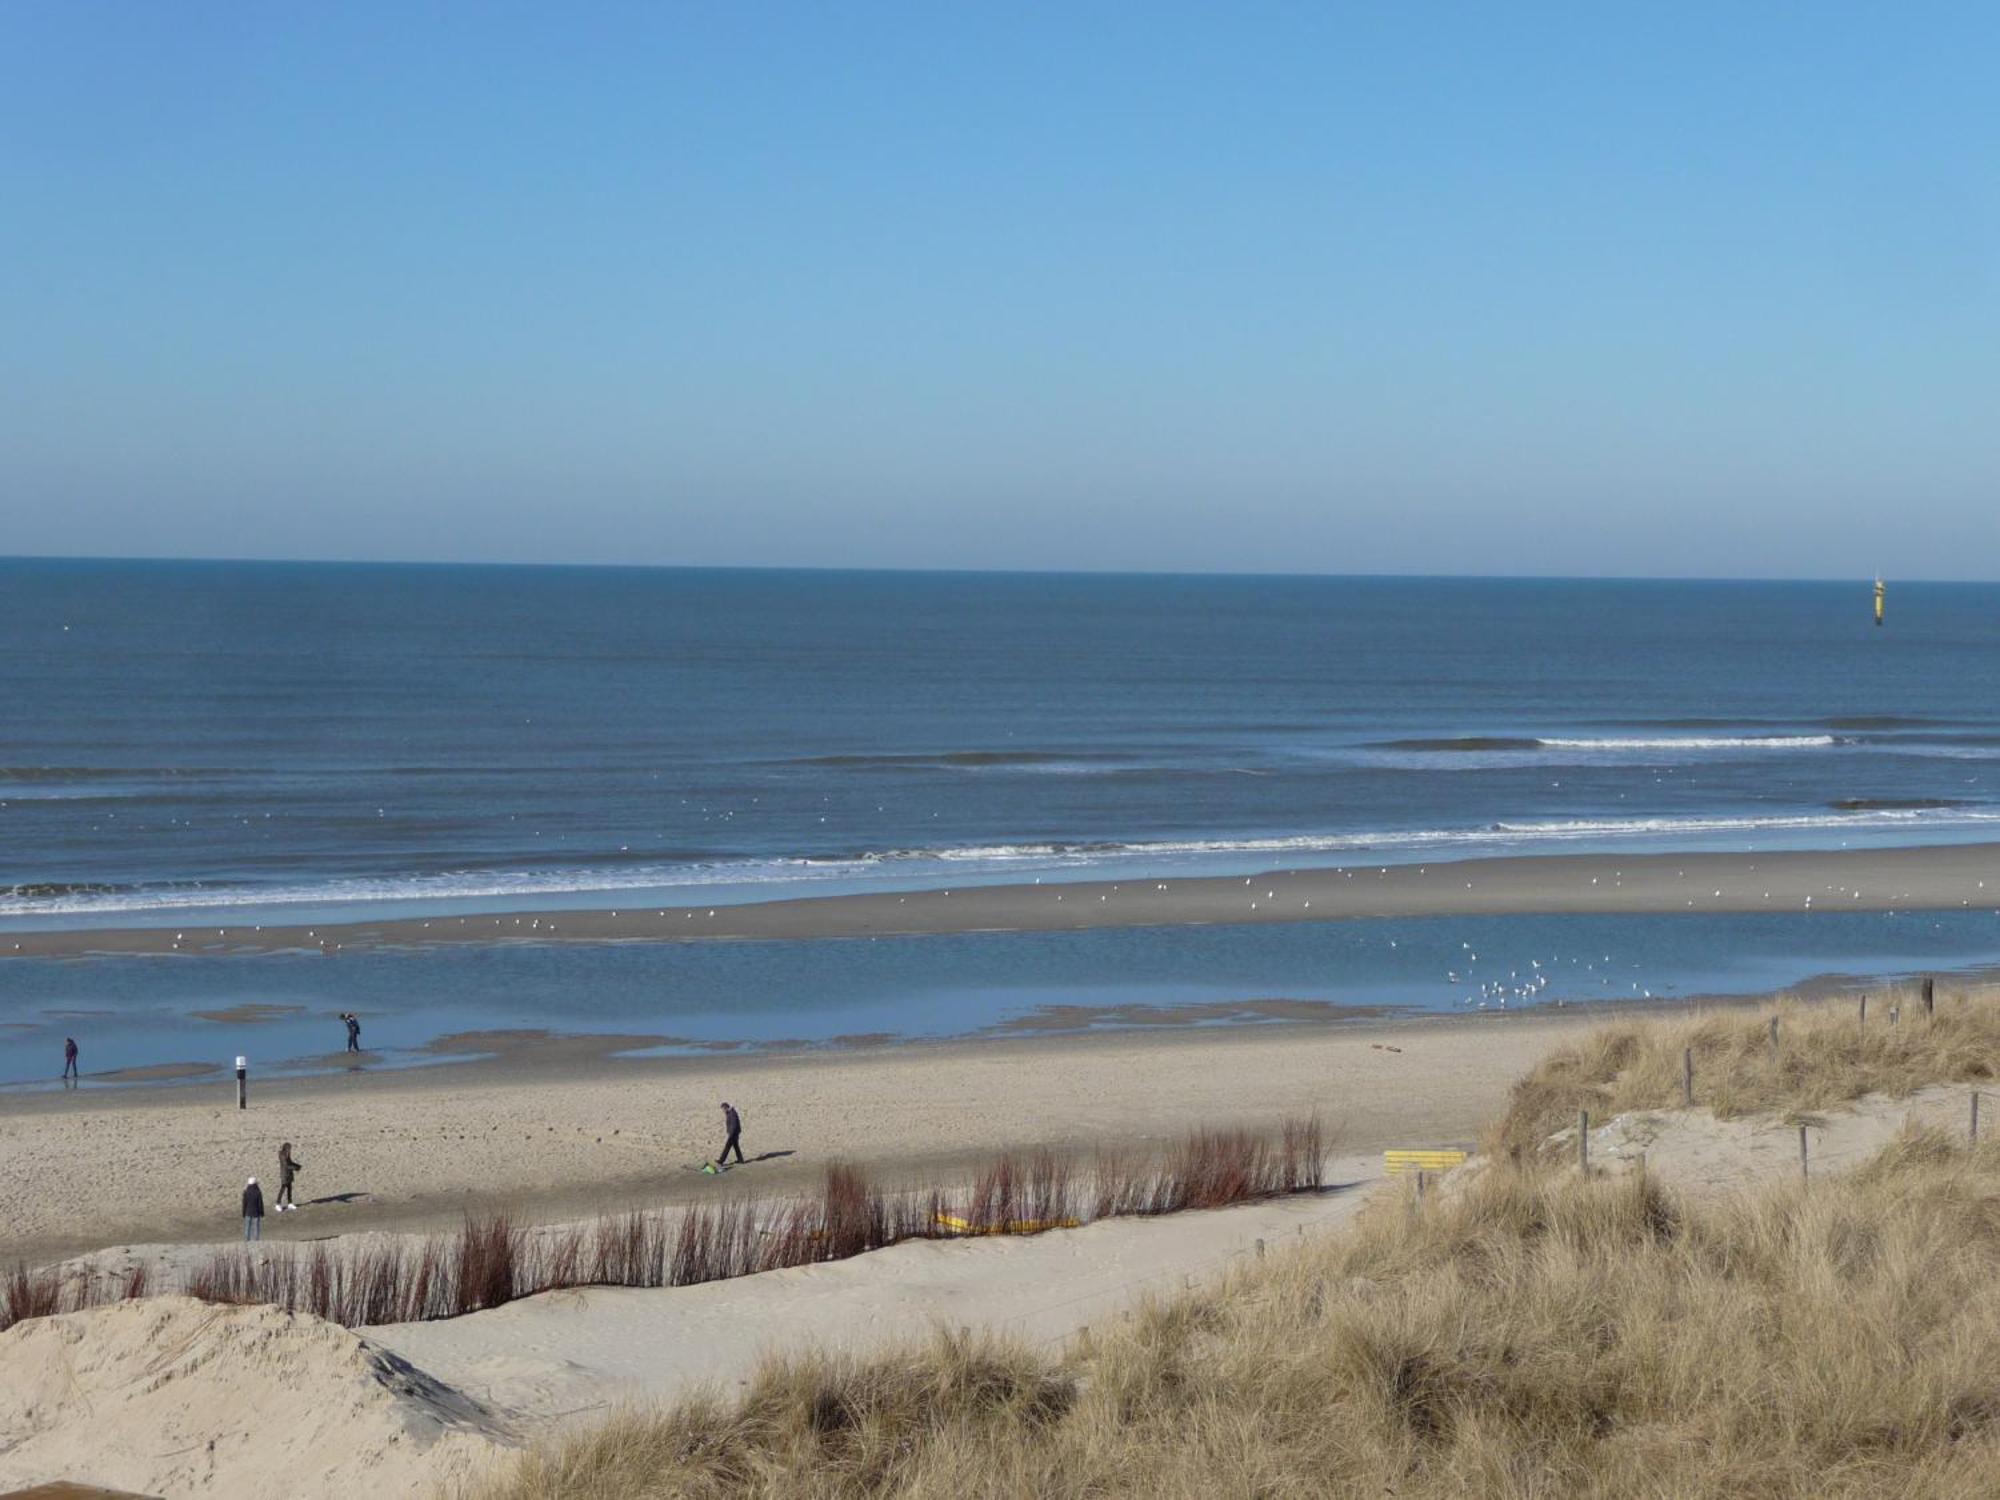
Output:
top-left (1874, 577), bottom-right (1885, 627)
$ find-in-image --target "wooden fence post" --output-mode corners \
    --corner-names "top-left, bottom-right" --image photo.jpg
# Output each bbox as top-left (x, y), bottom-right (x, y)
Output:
top-left (1682, 1047), bottom-right (1694, 1107)
top-left (1799, 1124), bottom-right (1809, 1181)
top-left (1973, 1091), bottom-right (1982, 1144)
top-left (1859, 994), bottom-right (1867, 1026)
top-left (1924, 977), bottom-right (1936, 1019)
top-left (1769, 1016), bottom-right (1780, 1058)
top-left (1579, 1110), bottom-right (1590, 1174)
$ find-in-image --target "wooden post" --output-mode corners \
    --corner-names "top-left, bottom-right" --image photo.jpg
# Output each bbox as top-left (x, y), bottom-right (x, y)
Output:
top-left (1578, 1110), bottom-right (1590, 1174)
top-left (1799, 1124), bottom-right (1809, 1181)
top-left (1768, 1016), bottom-right (1780, 1056)
top-left (1890, 1004), bottom-right (1900, 1027)
top-left (1256, 1238), bottom-right (1266, 1259)
top-left (1859, 994), bottom-right (1867, 1026)
top-left (235, 1055), bottom-right (247, 1111)
top-left (1973, 1091), bottom-right (1982, 1144)
top-left (1682, 1047), bottom-right (1694, 1107)
top-left (1414, 1171), bottom-right (1426, 1207)
top-left (1924, 977), bottom-right (1936, 1018)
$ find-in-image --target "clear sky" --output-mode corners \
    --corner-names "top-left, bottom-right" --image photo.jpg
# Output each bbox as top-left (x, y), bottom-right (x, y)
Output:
top-left (3, 4), bottom-right (1995, 577)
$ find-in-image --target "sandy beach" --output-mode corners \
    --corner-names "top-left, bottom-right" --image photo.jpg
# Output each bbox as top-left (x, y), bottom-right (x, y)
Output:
top-left (0, 1004), bottom-right (1644, 1265)
top-left (8, 841), bottom-right (2000, 961)
top-left (6, 1014), bottom-right (1987, 1500)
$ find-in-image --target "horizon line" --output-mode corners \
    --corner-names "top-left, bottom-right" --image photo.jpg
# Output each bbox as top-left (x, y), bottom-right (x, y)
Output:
top-left (0, 553), bottom-right (1961, 587)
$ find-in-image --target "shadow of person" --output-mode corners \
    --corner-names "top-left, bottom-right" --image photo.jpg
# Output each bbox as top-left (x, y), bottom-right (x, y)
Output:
top-left (749, 1150), bottom-right (797, 1163)
top-left (301, 1191), bottom-right (371, 1207)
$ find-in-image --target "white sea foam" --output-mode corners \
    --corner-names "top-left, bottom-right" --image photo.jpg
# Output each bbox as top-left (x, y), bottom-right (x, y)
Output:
top-left (9, 806), bottom-right (2000, 918)
top-left (1534, 735), bottom-right (1839, 751)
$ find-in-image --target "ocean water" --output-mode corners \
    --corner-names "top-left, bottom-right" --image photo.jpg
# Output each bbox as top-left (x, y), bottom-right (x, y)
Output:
top-left (9, 561), bottom-right (2000, 1083)
top-left (7, 561), bottom-right (2000, 923)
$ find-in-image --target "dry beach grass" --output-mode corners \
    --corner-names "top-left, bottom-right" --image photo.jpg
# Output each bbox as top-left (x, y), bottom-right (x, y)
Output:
top-left (1487, 981), bottom-right (2000, 1161)
top-left (471, 1125), bottom-right (2000, 1500)
top-left (466, 995), bottom-right (2000, 1500)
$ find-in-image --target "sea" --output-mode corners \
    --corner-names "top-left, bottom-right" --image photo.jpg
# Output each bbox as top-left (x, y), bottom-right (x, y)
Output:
top-left (7, 559), bottom-right (2000, 1084)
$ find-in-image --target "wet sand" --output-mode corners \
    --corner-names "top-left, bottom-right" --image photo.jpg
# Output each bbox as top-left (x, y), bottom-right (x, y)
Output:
top-left (6, 842), bottom-right (2000, 960)
top-left (188, 1002), bottom-right (308, 1024)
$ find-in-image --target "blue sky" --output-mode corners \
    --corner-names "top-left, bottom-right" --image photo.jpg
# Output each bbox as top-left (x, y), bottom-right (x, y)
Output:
top-left (3, 4), bottom-right (1995, 576)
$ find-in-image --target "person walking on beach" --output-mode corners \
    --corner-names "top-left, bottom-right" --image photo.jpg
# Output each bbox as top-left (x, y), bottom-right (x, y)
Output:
top-left (340, 1012), bottom-right (361, 1052)
top-left (715, 1101), bottom-right (746, 1168)
top-left (61, 1037), bottom-right (78, 1084)
top-left (242, 1177), bottom-right (265, 1240)
top-left (275, 1142), bottom-right (303, 1212)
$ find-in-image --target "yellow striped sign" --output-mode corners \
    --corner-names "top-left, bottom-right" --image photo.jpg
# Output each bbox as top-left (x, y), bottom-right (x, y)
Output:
top-left (933, 1212), bottom-right (1082, 1236)
top-left (1384, 1149), bottom-right (1468, 1176)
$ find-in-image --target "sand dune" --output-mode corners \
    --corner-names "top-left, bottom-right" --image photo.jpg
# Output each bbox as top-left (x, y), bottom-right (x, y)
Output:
top-left (0, 1296), bottom-right (513, 1499)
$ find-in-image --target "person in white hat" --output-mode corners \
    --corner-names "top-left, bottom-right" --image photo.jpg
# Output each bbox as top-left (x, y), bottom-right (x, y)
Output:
top-left (242, 1176), bottom-right (265, 1240)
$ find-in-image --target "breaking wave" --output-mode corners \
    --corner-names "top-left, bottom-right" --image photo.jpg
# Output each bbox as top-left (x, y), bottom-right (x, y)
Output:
top-left (1371, 735), bottom-right (1841, 753)
top-left (10, 807), bottom-right (2000, 918)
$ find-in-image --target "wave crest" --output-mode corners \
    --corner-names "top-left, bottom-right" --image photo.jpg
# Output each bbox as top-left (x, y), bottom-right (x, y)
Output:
top-left (12, 806), bottom-right (2000, 917)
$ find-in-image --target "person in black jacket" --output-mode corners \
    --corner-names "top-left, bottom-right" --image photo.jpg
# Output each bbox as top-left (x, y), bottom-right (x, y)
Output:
top-left (275, 1143), bottom-right (303, 1211)
top-left (62, 1037), bottom-right (79, 1085)
top-left (243, 1177), bottom-right (265, 1240)
top-left (716, 1101), bottom-right (745, 1167)
top-left (340, 1013), bottom-right (362, 1053)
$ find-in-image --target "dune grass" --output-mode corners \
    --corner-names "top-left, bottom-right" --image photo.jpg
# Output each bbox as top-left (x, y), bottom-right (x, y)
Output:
top-left (1486, 986), bottom-right (2000, 1162)
top-left (471, 1124), bottom-right (2000, 1499)
top-left (467, 995), bottom-right (2000, 1499)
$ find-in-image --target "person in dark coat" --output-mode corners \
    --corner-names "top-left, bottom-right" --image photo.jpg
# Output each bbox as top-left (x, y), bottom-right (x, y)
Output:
top-left (276, 1142), bottom-right (303, 1211)
top-left (243, 1176), bottom-right (265, 1240)
top-left (341, 1013), bottom-right (361, 1052)
top-left (716, 1101), bottom-right (745, 1167)
top-left (62, 1037), bottom-right (78, 1084)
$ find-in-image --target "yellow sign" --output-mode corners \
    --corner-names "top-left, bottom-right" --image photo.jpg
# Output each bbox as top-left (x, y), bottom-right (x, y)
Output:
top-left (933, 1212), bottom-right (1082, 1236)
top-left (1383, 1149), bottom-right (1468, 1176)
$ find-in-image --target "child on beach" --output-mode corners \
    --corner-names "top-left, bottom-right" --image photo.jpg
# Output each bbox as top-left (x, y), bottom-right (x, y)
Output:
top-left (242, 1177), bottom-right (265, 1240)
top-left (276, 1142), bottom-right (303, 1211)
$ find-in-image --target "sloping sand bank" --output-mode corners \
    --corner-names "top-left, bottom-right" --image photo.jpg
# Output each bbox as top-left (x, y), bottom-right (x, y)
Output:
top-left (0, 1296), bottom-right (512, 1499)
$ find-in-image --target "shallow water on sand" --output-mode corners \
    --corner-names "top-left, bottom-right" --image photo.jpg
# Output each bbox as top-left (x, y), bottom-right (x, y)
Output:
top-left (9, 908), bottom-right (2000, 1089)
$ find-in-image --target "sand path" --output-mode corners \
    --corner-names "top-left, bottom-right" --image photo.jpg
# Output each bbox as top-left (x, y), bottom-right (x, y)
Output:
top-left (370, 1159), bottom-right (1377, 1423)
